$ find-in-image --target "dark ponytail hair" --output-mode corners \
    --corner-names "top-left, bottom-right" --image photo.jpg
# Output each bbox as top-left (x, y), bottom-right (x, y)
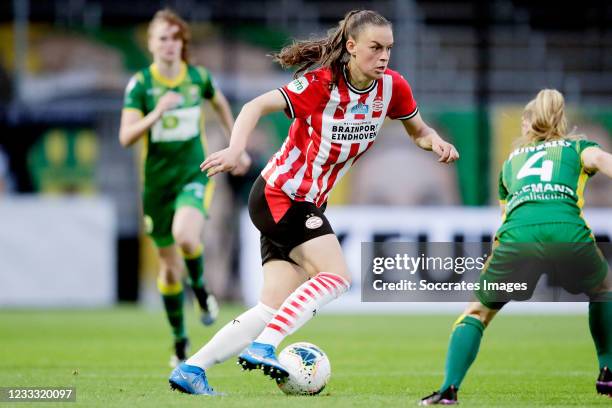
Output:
top-left (273, 10), bottom-right (391, 84)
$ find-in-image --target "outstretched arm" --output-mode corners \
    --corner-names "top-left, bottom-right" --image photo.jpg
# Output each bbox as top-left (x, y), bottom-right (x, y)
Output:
top-left (200, 90), bottom-right (287, 177)
top-left (582, 146), bottom-right (612, 178)
top-left (401, 112), bottom-right (459, 163)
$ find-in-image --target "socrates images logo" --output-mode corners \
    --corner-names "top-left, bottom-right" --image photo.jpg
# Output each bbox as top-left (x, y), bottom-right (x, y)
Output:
top-left (305, 215), bottom-right (323, 229)
top-left (288, 77), bottom-right (309, 94)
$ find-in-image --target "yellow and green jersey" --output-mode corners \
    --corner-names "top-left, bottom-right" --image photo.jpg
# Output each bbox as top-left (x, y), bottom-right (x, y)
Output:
top-left (123, 62), bottom-right (216, 191)
top-left (498, 138), bottom-right (600, 233)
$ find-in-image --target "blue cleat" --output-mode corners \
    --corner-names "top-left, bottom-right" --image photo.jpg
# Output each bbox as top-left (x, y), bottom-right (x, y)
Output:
top-left (169, 363), bottom-right (220, 395)
top-left (237, 342), bottom-right (289, 382)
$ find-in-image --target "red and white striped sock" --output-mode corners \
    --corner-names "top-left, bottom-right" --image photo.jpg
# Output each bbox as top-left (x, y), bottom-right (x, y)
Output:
top-left (254, 272), bottom-right (350, 348)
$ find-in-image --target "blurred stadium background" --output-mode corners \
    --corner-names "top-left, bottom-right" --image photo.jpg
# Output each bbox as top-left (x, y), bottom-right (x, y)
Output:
top-left (1, 0), bottom-right (612, 311)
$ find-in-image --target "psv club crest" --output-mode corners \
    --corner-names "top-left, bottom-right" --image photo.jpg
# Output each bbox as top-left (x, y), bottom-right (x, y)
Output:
top-left (372, 97), bottom-right (384, 112)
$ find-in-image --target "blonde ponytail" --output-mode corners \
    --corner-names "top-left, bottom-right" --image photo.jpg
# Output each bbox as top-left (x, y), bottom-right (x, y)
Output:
top-left (518, 89), bottom-right (568, 146)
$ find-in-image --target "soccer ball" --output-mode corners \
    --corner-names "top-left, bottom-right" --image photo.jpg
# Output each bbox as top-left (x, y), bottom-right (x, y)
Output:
top-left (277, 342), bottom-right (331, 395)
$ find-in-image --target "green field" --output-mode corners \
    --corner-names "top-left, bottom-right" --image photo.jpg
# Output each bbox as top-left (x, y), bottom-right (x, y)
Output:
top-left (0, 305), bottom-right (609, 407)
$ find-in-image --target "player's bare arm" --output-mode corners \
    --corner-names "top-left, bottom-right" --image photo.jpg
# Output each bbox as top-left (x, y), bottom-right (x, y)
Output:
top-left (209, 91), bottom-right (234, 140)
top-left (401, 112), bottom-right (459, 163)
top-left (208, 90), bottom-right (252, 175)
top-left (119, 91), bottom-right (182, 147)
top-left (201, 90), bottom-right (286, 176)
top-left (582, 146), bottom-right (612, 178)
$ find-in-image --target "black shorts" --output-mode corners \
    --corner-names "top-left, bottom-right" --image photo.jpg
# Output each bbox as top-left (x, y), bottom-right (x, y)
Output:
top-left (248, 176), bottom-right (334, 265)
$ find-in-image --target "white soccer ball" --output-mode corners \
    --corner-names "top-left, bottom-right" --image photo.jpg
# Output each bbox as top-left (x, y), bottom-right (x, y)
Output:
top-left (277, 342), bottom-right (331, 395)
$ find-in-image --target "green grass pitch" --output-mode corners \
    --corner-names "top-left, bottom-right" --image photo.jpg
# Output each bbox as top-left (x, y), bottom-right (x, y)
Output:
top-left (1, 305), bottom-right (609, 407)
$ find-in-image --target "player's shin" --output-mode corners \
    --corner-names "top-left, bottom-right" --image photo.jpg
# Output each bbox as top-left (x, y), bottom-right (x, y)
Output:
top-left (182, 244), bottom-right (219, 325)
top-left (440, 314), bottom-right (485, 392)
top-left (255, 272), bottom-right (350, 348)
top-left (589, 294), bottom-right (612, 370)
top-left (158, 278), bottom-right (186, 341)
top-left (186, 302), bottom-right (276, 369)
top-left (182, 245), bottom-right (208, 296)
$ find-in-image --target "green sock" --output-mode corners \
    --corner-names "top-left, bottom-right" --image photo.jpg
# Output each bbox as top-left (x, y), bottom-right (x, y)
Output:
top-left (183, 245), bottom-right (205, 289)
top-left (440, 315), bottom-right (485, 391)
top-left (158, 279), bottom-right (186, 340)
top-left (182, 245), bottom-right (209, 308)
top-left (589, 295), bottom-right (612, 369)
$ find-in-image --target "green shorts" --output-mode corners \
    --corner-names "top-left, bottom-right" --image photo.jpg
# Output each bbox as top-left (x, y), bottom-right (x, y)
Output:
top-left (475, 222), bottom-right (608, 309)
top-left (142, 178), bottom-right (215, 247)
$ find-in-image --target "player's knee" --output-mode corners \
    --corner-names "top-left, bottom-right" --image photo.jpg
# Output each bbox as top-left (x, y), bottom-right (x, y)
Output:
top-left (588, 285), bottom-right (612, 300)
top-left (336, 270), bottom-right (352, 287)
top-left (315, 262), bottom-right (351, 286)
top-left (260, 284), bottom-right (291, 309)
top-left (259, 292), bottom-right (284, 310)
top-left (173, 232), bottom-right (199, 255)
top-left (334, 262), bottom-right (350, 282)
top-left (588, 273), bottom-right (612, 298)
top-left (466, 311), bottom-right (488, 326)
top-left (465, 304), bottom-right (496, 327)
top-left (315, 271), bottom-right (351, 293)
top-left (158, 261), bottom-right (182, 285)
top-left (599, 275), bottom-right (612, 292)
top-left (159, 270), bottom-right (179, 286)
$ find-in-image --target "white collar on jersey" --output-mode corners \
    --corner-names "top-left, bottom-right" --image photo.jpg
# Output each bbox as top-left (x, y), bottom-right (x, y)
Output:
top-left (342, 65), bottom-right (378, 94)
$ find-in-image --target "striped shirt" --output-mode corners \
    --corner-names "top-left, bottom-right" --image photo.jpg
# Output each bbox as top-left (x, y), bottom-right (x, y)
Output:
top-left (262, 65), bottom-right (418, 209)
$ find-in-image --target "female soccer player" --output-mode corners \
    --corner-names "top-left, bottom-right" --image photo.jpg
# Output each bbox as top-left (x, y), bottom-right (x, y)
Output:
top-left (420, 89), bottom-right (612, 405)
top-left (119, 9), bottom-right (249, 367)
top-left (169, 9), bottom-right (458, 394)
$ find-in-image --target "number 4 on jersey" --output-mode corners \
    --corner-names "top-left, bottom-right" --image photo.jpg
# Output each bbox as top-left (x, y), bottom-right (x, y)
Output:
top-left (517, 151), bottom-right (553, 181)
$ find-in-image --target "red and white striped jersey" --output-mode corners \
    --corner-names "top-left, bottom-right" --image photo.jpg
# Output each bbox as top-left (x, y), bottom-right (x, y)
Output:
top-left (261, 65), bottom-right (418, 209)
